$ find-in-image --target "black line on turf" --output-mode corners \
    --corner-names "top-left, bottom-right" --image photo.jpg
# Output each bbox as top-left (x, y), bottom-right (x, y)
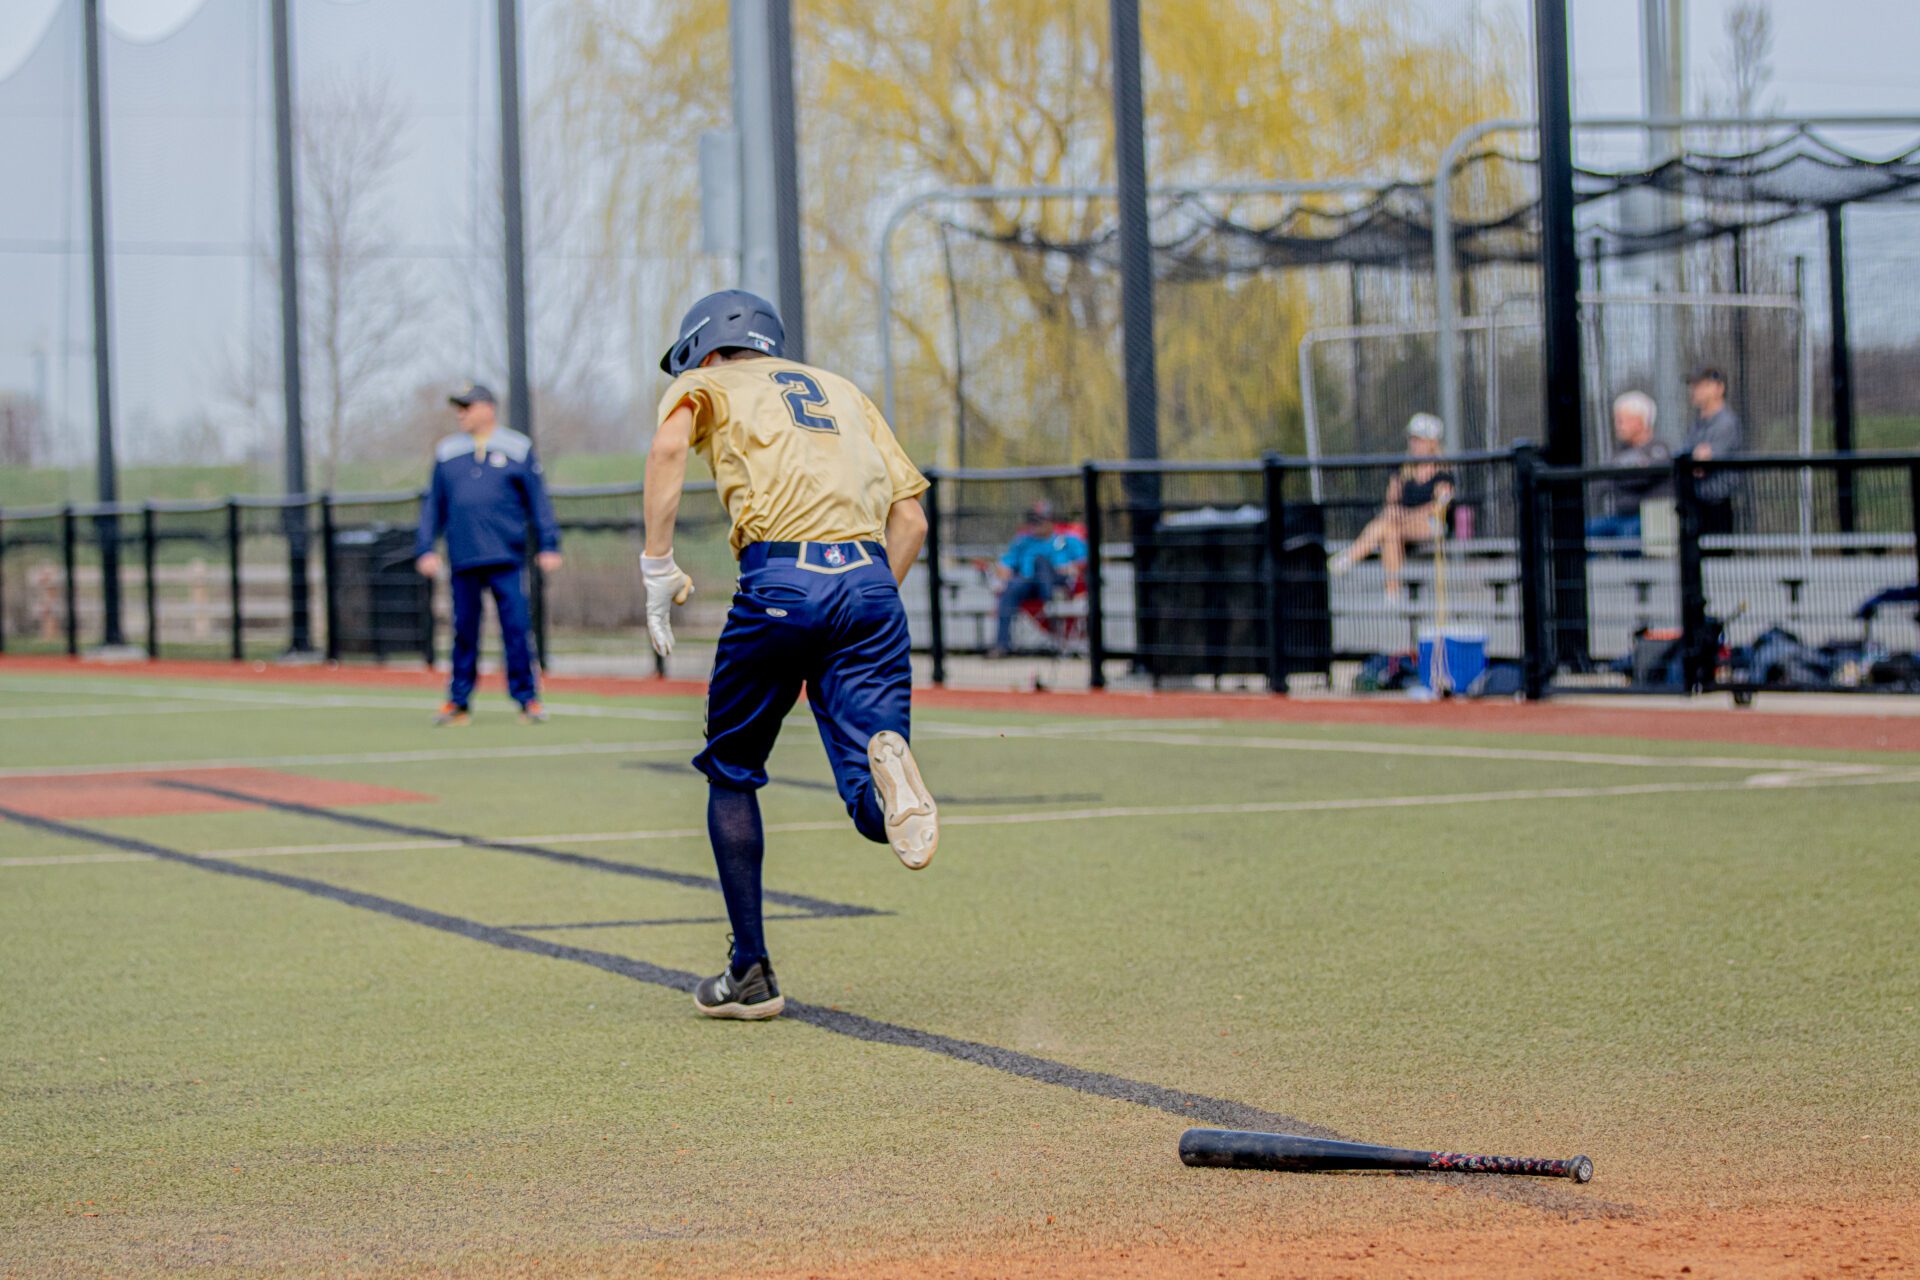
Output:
top-left (156, 778), bottom-right (879, 919)
top-left (625, 759), bottom-right (1103, 806)
top-left (1, 803), bottom-right (1329, 1133)
top-left (503, 912), bottom-right (852, 932)
top-left (2, 806), bottom-right (1618, 1216)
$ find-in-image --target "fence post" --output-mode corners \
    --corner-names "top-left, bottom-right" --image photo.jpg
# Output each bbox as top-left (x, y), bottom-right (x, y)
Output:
top-left (1260, 454), bottom-right (1288, 696)
top-left (61, 505), bottom-right (78, 657)
top-left (1510, 446), bottom-right (1549, 699)
top-left (226, 501), bottom-right (243, 661)
top-left (530, 556), bottom-right (549, 672)
top-left (639, 489), bottom-right (663, 679)
top-left (142, 503), bottom-right (158, 659)
top-left (1082, 462), bottom-right (1107, 690)
top-left (1909, 465), bottom-right (1920, 629)
top-left (285, 500), bottom-right (314, 656)
top-left (319, 496), bottom-right (339, 663)
top-left (421, 571), bottom-right (436, 669)
top-left (0, 513), bottom-right (7, 655)
top-left (1674, 458), bottom-right (1710, 693)
top-left (922, 472), bottom-right (947, 687)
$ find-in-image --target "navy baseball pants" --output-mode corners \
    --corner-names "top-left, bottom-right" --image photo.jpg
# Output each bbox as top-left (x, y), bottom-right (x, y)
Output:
top-left (695, 540), bottom-right (912, 840)
top-left (448, 562), bottom-right (537, 708)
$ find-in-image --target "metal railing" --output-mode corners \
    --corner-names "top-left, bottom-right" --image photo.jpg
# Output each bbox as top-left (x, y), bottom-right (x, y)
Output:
top-left (4, 451), bottom-right (1916, 698)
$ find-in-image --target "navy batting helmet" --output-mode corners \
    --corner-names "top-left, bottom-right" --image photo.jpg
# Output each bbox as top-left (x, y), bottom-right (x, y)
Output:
top-left (659, 290), bottom-right (785, 375)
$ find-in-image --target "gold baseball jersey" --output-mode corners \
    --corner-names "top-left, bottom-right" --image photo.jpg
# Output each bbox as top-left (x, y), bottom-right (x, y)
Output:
top-left (656, 357), bottom-right (928, 554)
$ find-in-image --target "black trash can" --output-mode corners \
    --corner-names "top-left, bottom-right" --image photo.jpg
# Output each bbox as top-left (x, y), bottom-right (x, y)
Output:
top-left (1132, 504), bottom-right (1331, 680)
top-left (331, 526), bottom-right (432, 661)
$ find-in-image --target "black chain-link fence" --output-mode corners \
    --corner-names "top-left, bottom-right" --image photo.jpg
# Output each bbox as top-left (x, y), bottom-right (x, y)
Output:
top-left (1524, 451), bottom-right (1920, 695)
top-left (5, 454), bottom-right (1917, 697)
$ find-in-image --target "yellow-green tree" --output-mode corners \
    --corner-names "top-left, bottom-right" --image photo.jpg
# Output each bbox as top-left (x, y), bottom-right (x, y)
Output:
top-left (555, 0), bottom-right (1514, 465)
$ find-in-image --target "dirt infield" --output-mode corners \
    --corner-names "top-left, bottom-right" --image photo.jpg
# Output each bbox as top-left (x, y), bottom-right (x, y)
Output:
top-left (736, 1202), bottom-right (1920, 1280)
top-left (416, 1201), bottom-right (1919, 1279)
top-left (7, 654), bottom-right (1920, 753)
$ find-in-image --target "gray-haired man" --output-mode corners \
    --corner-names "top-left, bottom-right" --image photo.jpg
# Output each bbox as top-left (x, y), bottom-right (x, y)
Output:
top-left (1588, 390), bottom-right (1672, 540)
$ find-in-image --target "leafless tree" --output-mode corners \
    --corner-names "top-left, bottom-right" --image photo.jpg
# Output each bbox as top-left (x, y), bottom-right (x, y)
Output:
top-left (298, 74), bottom-right (426, 486)
top-left (219, 73), bottom-right (426, 486)
top-left (0, 392), bottom-right (42, 467)
top-left (1721, 2), bottom-right (1778, 121)
top-left (448, 110), bottom-right (630, 456)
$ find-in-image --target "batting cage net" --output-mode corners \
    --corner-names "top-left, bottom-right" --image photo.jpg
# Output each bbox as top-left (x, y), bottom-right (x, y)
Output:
top-left (904, 124), bottom-right (1920, 468)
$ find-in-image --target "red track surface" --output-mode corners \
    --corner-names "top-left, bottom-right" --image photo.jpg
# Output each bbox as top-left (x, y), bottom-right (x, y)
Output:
top-left (0, 767), bottom-right (428, 821)
top-left (6, 653), bottom-right (1920, 753)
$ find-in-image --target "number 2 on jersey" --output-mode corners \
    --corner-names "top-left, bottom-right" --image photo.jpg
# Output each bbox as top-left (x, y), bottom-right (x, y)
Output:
top-left (772, 370), bottom-right (838, 434)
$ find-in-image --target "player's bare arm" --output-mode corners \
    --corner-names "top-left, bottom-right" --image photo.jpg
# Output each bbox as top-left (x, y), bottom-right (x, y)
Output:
top-left (884, 497), bottom-right (927, 587)
top-left (643, 403), bottom-right (694, 558)
top-left (640, 402), bottom-right (696, 655)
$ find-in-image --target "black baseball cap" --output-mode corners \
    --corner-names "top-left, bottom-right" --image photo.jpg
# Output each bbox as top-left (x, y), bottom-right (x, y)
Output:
top-left (1685, 367), bottom-right (1726, 386)
top-left (450, 382), bottom-right (496, 407)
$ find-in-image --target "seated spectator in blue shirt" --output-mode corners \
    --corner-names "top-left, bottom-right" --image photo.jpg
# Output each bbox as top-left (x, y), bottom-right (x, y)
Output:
top-left (1587, 390), bottom-right (1673, 541)
top-left (414, 382), bottom-right (562, 725)
top-left (990, 501), bottom-right (1087, 657)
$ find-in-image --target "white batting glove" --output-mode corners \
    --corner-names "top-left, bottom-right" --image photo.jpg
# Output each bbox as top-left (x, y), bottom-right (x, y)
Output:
top-left (641, 552), bottom-right (695, 657)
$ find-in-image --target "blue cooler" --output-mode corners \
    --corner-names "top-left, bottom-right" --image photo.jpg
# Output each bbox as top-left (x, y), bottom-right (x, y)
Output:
top-left (1417, 627), bottom-right (1489, 695)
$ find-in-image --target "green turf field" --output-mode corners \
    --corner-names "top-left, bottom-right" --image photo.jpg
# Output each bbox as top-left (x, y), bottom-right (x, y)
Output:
top-left (0, 454), bottom-right (649, 510)
top-left (2, 670), bottom-right (1918, 1276)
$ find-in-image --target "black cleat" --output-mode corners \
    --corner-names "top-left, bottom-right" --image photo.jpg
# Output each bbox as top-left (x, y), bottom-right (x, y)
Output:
top-left (693, 958), bottom-right (785, 1020)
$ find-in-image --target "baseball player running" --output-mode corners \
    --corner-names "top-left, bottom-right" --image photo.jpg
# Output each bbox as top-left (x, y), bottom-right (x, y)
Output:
top-left (641, 290), bottom-right (938, 1021)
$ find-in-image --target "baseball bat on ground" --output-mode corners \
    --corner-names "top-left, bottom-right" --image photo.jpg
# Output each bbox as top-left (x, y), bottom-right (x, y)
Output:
top-left (1179, 1129), bottom-right (1593, 1182)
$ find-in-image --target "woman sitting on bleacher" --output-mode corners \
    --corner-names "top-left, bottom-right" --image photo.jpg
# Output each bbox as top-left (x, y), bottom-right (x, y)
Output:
top-left (1327, 413), bottom-right (1454, 601)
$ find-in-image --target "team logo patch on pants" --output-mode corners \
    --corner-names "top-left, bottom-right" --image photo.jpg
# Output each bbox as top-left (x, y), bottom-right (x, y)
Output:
top-left (797, 542), bottom-right (873, 575)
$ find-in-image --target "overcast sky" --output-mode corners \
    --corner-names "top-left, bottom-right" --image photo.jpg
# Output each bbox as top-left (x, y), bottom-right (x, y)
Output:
top-left (1, 0), bottom-right (1915, 459)
top-left (5, 0), bottom-right (1919, 115)
top-left (5, 0), bottom-right (1917, 111)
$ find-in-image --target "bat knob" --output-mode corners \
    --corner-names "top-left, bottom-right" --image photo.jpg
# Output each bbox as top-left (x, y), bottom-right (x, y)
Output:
top-left (1568, 1155), bottom-right (1594, 1183)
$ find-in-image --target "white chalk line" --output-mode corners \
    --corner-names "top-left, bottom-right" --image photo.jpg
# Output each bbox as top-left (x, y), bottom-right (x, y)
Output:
top-left (0, 677), bottom-right (1224, 735)
top-left (0, 841), bottom-right (458, 868)
top-left (10, 768), bottom-right (1919, 870)
top-left (0, 677), bottom-right (1204, 733)
top-left (982, 724), bottom-right (1892, 775)
top-left (0, 739), bottom-right (708, 780)
top-left (11, 676), bottom-right (1892, 775)
top-left (0, 722), bottom-right (1895, 784)
top-left (0, 702), bottom-right (283, 721)
top-left (0, 677), bottom-right (693, 722)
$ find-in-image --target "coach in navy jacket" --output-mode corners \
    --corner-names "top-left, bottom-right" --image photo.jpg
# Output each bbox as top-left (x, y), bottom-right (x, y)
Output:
top-left (414, 382), bottom-right (562, 723)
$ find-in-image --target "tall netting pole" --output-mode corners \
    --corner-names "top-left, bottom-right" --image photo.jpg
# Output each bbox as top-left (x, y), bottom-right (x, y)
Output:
top-left (271, 0), bottom-right (313, 655)
top-left (495, 0), bottom-right (533, 445)
top-left (731, 0), bottom-right (805, 356)
top-left (766, 0), bottom-right (805, 361)
top-left (81, 0), bottom-right (125, 649)
top-left (1534, 0), bottom-right (1588, 667)
top-left (1109, 0), bottom-right (1159, 497)
top-left (1826, 205), bottom-right (1857, 532)
top-left (495, 0), bottom-right (543, 665)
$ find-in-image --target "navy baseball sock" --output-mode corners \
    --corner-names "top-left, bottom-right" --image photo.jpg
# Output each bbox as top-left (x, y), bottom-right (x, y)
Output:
top-left (851, 786), bottom-right (887, 845)
top-left (707, 785), bottom-right (768, 976)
